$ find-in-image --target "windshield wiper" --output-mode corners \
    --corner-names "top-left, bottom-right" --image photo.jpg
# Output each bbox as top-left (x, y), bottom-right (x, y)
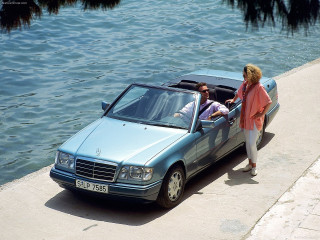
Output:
top-left (151, 123), bottom-right (186, 130)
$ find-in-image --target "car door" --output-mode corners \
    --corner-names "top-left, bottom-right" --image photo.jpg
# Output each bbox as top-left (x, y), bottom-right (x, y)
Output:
top-left (213, 104), bottom-right (242, 158)
top-left (194, 105), bottom-right (241, 170)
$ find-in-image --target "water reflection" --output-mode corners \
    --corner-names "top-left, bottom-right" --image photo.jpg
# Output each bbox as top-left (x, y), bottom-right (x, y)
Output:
top-left (1, 0), bottom-right (319, 33)
top-left (0, 0), bottom-right (121, 32)
top-left (223, 0), bottom-right (319, 34)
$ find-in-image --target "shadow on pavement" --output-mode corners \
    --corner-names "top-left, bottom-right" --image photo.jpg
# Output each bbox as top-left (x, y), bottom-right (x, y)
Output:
top-left (45, 131), bottom-right (275, 225)
top-left (259, 132), bottom-right (275, 150)
top-left (45, 189), bottom-right (168, 226)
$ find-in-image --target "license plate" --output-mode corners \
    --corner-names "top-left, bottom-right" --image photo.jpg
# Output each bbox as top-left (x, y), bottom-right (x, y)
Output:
top-left (76, 179), bottom-right (109, 194)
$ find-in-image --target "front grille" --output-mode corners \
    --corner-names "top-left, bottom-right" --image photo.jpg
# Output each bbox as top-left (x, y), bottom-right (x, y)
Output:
top-left (76, 158), bottom-right (117, 182)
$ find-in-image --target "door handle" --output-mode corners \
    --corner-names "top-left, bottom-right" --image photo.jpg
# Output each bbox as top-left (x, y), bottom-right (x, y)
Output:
top-left (228, 117), bottom-right (236, 126)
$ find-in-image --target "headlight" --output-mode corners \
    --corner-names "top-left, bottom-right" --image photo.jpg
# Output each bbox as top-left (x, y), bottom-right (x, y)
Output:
top-left (55, 151), bottom-right (75, 169)
top-left (118, 166), bottom-right (153, 181)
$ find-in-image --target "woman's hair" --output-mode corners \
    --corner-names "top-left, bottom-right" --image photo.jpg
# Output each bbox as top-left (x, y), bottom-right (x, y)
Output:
top-left (244, 64), bottom-right (262, 84)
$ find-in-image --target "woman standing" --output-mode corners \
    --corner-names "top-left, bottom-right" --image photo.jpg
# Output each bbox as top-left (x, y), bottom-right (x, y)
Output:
top-left (226, 64), bottom-right (272, 176)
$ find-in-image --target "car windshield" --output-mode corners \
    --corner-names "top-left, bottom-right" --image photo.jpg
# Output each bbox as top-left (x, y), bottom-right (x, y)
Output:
top-left (106, 85), bottom-right (197, 129)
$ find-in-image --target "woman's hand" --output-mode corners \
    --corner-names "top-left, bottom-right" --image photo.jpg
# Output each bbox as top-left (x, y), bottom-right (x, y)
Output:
top-left (225, 99), bottom-right (234, 104)
top-left (253, 112), bottom-right (264, 119)
top-left (253, 103), bottom-right (271, 119)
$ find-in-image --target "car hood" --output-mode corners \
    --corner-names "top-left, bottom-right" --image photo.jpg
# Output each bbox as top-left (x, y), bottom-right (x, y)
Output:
top-left (60, 117), bottom-right (187, 166)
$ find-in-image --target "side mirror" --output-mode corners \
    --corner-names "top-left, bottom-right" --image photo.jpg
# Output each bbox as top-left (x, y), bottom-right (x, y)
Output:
top-left (195, 119), bottom-right (216, 132)
top-left (195, 120), bottom-right (203, 132)
top-left (102, 101), bottom-right (110, 111)
top-left (200, 120), bottom-right (215, 129)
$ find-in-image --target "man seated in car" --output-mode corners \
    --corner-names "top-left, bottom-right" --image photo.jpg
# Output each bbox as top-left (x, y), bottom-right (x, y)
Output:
top-left (174, 82), bottom-right (229, 120)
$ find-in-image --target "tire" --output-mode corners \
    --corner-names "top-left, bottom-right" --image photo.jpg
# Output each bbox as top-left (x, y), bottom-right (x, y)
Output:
top-left (156, 165), bottom-right (185, 209)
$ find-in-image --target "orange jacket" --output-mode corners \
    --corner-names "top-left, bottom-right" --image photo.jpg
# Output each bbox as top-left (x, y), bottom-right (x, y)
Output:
top-left (237, 82), bottom-right (272, 131)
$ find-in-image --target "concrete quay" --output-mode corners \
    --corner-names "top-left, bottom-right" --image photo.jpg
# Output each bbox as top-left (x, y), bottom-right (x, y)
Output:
top-left (246, 156), bottom-right (320, 240)
top-left (1, 59), bottom-right (320, 240)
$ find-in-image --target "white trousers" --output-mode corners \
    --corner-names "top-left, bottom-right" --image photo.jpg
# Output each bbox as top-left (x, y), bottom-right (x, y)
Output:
top-left (243, 123), bottom-right (259, 164)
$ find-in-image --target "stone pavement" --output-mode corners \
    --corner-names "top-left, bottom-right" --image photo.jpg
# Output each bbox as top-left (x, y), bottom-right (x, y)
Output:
top-left (245, 156), bottom-right (320, 240)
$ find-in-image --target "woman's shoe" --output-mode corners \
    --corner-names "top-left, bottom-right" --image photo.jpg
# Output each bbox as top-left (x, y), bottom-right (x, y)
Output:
top-left (242, 164), bottom-right (252, 172)
top-left (251, 168), bottom-right (257, 176)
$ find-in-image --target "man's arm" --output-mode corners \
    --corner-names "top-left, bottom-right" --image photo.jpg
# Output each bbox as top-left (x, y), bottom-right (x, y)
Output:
top-left (207, 102), bottom-right (229, 120)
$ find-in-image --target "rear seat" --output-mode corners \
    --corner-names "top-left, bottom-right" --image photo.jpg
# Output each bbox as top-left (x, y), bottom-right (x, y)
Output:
top-left (214, 86), bottom-right (235, 103)
top-left (175, 82), bottom-right (197, 91)
top-left (209, 89), bottom-right (217, 101)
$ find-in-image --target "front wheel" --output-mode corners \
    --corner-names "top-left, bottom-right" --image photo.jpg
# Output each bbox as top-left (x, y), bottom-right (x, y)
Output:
top-left (156, 165), bottom-right (185, 209)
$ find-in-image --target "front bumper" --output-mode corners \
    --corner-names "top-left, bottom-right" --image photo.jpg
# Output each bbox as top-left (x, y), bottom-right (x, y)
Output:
top-left (50, 166), bottom-right (162, 202)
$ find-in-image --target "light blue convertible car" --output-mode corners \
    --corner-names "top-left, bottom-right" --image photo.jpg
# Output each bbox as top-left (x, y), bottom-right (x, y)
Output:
top-left (50, 70), bottom-right (279, 208)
